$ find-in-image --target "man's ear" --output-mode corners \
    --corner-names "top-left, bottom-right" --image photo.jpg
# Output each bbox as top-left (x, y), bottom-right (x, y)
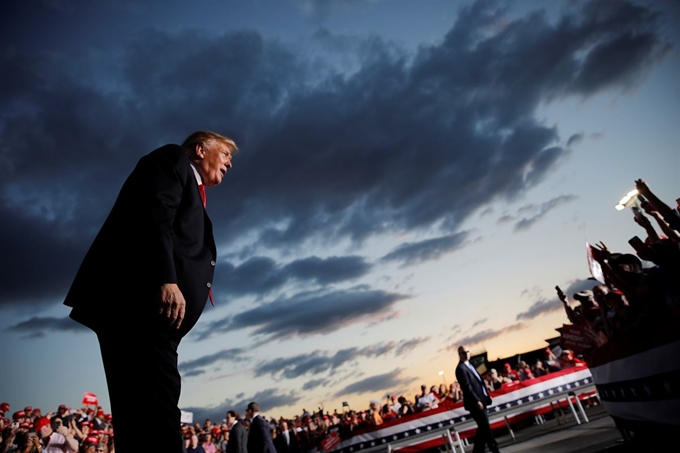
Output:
top-left (195, 144), bottom-right (206, 159)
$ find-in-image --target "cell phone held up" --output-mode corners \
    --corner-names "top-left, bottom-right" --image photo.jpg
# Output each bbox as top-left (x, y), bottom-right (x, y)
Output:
top-left (628, 236), bottom-right (646, 254)
top-left (555, 285), bottom-right (565, 300)
top-left (631, 206), bottom-right (643, 220)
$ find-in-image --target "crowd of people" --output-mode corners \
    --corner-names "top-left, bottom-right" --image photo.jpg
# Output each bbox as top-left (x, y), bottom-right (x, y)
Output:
top-left (3, 180), bottom-right (676, 453)
top-left (0, 403), bottom-right (113, 453)
top-left (557, 179), bottom-right (680, 350)
top-left (0, 350), bottom-right (577, 453)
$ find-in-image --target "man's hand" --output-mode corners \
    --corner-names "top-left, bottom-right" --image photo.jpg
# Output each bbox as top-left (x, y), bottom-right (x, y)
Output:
top-left (476, 401), bottom-right (484, 411)
top-left (56, 425), bottom-right (70, 436)
top-left (633, 212), bottom-right (652, 228)
top-left (590, 242), bottom-right (610, 263)
top-left (635, 179), bottom-right (650, 196)
top-left (159, 283), bottom-right (186, 329)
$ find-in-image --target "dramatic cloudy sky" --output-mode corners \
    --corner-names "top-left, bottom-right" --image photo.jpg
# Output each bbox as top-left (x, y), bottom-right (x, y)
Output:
top-left (1, 0), bottom-right (678, 422)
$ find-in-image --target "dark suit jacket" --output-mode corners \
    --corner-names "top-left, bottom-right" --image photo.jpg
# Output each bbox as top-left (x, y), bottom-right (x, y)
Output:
top-left (247, 415), bottom-right (277, 453)
top-left (274, 429), bottom-right (296, 453)
top-left (456, 361), bottom-right (492, 412)
top-left (64, 144), bottom-right (216, 339)
top-left (227, 421), bottom-right (248, 453)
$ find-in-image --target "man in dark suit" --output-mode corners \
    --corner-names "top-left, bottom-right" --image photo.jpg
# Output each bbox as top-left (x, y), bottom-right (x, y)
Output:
top-left (246, 402), bottom-right (277, 453)
top-left (455, 345), bottom-right (500, 453)
top-left (226, 410), bottom-right (248, 453)
top-left (273, 420), bottom-right (296, 453)
top-left (64, 131), bottom-right (238, 453)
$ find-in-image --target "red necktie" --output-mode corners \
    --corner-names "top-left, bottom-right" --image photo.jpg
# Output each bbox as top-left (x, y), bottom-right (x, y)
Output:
top-left (199, 184), bottom-right (214, 306)
top-left (199, 184), bottom-right (206, 208)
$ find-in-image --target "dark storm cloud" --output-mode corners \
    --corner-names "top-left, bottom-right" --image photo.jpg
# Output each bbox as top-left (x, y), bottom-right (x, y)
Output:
top-left (216, 255), bottom-right (371, 301)
top-left (333, 368), bottom-right (414, 397)
top-left (0, 206), bottom-right (91, 312)
top-left (253, 337), bottom-right (429, 379)
top-left (571, 3), bottom-right (672, 96)
top-left (5, 316), bottom-right (89, 339)
top-left (0, 0), bottom-right (671, 310)
top-left (195, 287), bottom-right (410, 341)
top-left (515, 278), bottom-right (596, 321)
top-left (186, 388), bottom-right (302, 424)
top-left (217, 257), bottom-right (287, 299)
top-left (380, 232), bottom-right (470, 267)
top-left (285, 256), bottom-right (373, 285)
top-left (178, 348), bottom-right (250, 375)
top-left (566, 133), bottom-right (584, 148)
top-left (514, 195), bottom-right (578, 232)
top-left (395, 337), bottom-right (430, 356)
top-left (302, 378), bottom-right (330, 391)
top-left (296, 0), bottom-right (368, 21)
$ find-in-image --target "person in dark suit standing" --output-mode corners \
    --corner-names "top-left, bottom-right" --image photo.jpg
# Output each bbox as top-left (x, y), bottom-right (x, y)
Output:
top-left (64, 131), bottom-right (238, 453)
top-left (273, 420), bottom-right (296, 453)
top-left (227, 410), bottom-right (248, 453)
top-left (455, 345), bottom-right (500, 453)
top-left (246, 402), bottom-right (276, 453)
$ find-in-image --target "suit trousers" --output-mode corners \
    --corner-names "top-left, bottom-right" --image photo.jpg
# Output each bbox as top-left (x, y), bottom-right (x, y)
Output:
top-left (470, 407), bottom-right (500, 453)
top-left (97, 326), bottom-right (182, 453)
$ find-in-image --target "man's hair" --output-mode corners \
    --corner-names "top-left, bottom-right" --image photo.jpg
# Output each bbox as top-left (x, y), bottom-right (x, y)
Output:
top-left (247, 402), bottom-right (260, 413)
top-left (181, 130), bottom-right (238, 154)
top-left (227, 410), bottom-right (239, 419)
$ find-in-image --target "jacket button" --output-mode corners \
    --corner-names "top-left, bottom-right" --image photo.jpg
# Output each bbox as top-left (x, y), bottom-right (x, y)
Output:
top-left (210, 260), bottom-right (216, 266)
top-left (206, 282), bottom-right (212, 288)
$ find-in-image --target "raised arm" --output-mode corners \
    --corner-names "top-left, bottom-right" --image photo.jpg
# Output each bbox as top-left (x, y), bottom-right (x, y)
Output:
top-left (633, 211), bottom-right (661, 243)
top-left (636, 179), bottom-right (679, 231)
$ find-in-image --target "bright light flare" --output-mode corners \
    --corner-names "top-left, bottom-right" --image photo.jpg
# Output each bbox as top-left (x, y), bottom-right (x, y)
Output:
top-left (615, 189), bottom-right (638, 210)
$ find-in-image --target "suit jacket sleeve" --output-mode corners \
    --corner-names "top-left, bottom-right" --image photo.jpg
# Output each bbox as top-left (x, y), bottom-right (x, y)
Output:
top-left (456, 364), bottom-right (475, 402)
top-left (456, 363), bottom-right (488, 409)
top-left (238, 423), bottom-right (248, 453)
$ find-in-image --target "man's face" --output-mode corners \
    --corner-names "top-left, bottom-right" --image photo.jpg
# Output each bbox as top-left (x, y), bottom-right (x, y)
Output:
top-left (195, 141), bottom-right (233, 187)
top-left (458, 346), bottom-right (470, 361)
top-left (39, 424), bottom-right (50, 438)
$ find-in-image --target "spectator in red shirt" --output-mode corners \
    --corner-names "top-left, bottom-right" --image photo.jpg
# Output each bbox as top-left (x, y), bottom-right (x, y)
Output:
top-left (559, 350), bottom-right (586, 369)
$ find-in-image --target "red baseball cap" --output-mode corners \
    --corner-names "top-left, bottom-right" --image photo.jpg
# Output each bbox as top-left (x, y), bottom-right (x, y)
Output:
top-left (85, 436), bottom-right (99, 445)
top-left (34, 417), bottom-right (51, 433)
top-left (0, 403), bottom-right (9, 412)
top-left (13, 411), bottom-right (26, 420)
